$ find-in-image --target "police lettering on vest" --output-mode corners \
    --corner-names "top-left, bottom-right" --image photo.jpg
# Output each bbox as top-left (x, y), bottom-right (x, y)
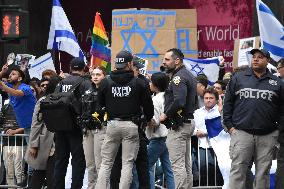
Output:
top-left (62, 85), bottom-right (72, 92)
top-left (112, 86), bottom-right (132, 97)
top-left (236, 88), bottom-right (277, 101)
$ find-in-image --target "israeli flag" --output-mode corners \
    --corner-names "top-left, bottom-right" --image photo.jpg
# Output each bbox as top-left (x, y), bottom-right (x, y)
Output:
top-left (251, 160), bottom-right (277, 189)
top-left (47, 0), bottom-right (86, 61)
top-left (205, 115), bottom-right (276, 189)
top-left (257, 0), bottom-right (284, 61)
top-left (205, 115), bottom-right (231, 189)
top-left (183, 57), bottom-right (220, 85)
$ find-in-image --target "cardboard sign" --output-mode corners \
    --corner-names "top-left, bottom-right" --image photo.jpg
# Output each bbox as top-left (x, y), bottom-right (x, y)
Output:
top-left (111, 9), bottom-right (198, 72)
top-left (233, 36), bottom-right (260, 68)
top-left (29, 53), bottom-right (56, 79)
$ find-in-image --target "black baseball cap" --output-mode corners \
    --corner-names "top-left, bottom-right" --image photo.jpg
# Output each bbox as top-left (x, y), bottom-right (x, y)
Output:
top-left (250, 48), bottom-right (270, 59)
top-left (132, 56), bottom-right (144, 69)
top-left (115, 50), bottom-right (133, 69)
top-left (70, 57), bottom-right (86, 70)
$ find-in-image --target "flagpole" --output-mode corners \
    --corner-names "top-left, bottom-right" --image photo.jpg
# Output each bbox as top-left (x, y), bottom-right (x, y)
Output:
top-left (59, 52), bottom-right (62, 71)
top-left (58, 42), bottom-right (62, 71)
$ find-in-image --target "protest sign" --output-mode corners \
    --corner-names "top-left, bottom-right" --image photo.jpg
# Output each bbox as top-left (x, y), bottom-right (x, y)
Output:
top-left (233, 36), bottom-right (260, 68)
top-left (29, 53), bottom-right (56, 79)
top-left (111, 9), bottom-right (198, 72)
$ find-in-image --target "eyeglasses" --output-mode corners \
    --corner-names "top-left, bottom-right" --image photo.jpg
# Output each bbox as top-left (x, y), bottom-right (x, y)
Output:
top-left (40, 84), bottom-right (48, 87)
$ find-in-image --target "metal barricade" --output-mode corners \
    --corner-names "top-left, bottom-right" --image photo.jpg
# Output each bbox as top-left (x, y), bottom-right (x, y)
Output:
top-left (154, 137), bottom-right (223, 189)
top-left (0, 133), bottom-right (29, 189)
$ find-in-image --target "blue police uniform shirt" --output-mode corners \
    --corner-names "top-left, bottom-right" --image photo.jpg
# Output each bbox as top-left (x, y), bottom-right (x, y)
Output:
top-left (6, 83), bottom-right (36, 129)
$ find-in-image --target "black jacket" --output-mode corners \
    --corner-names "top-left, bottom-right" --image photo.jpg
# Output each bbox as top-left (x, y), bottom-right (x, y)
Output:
top-left (98, 70), bottom-right (154, 121)
top-left (59, 73), bottom-right (92, 115)
top-left (164, 65), bottom-right (197, 118)
top-left (223, 68), bottom-right (284, 136)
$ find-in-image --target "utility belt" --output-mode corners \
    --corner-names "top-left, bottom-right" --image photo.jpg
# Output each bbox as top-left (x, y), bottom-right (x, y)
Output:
top-left (78, 111), bottom-right (108, 131)
top-left (162, 110), bottom-right (192, 131)
top-left (110, 115), bottom-right (147, 129)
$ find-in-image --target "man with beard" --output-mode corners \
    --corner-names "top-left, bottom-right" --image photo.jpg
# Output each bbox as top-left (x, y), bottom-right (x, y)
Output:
top-left (0, 64), bottom-right (36, 138)
top-left (160, 48), bottom-right (197, 189)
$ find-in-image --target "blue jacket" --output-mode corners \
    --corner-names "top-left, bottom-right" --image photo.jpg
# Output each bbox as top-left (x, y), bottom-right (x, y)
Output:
top-left (223, 68), bottom-right (284, 135)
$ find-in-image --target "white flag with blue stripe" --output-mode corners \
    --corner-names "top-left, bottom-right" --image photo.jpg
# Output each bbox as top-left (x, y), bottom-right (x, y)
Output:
top-left (205, 115), bottom-right (231, 189)
top-left (183, 57), bottom-right (220, 85)
top-left (205, 115), bottom-right (276, 189)
top-left (47, 0), bottom-right (86, 61)
top-left (257, 0), bottom-right (284, 61)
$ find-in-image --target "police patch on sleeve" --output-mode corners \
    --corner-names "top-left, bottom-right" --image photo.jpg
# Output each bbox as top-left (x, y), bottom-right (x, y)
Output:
top-left (173, 76), bottom-right (181, 85)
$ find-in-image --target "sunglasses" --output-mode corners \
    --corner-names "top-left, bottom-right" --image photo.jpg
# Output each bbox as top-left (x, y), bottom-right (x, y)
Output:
top-left (40, 84), bottom-right (48, 87)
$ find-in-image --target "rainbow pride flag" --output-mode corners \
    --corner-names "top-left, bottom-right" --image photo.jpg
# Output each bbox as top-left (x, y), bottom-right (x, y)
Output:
top-left (90, 12), bottom-right (111, 72)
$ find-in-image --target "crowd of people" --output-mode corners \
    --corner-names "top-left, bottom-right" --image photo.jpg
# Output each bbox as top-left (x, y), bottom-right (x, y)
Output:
top-left (0, 47), bottom-right (282, 189)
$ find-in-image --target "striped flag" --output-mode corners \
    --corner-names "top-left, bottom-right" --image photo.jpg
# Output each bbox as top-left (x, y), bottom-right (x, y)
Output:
top-left (256, 0), bottom-right (284, 61)
top-left (205, 115), bottom-right (231, 189)
top-left (47, 0), bottom-right (86, 61)
top-left (206, 115), bottom-right (276, 189)
top-left (183, 57), bottom-right (220, 85)
top-left (90, 12), bottom-right (111, 72)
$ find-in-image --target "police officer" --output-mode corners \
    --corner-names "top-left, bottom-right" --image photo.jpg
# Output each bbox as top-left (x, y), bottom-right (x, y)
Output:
top-left (53, 58), bottom-right (92, 189)
top-left (223, 49), bottom-right (284, 189)
top-left (160, 48), bottom-right (197, 189)
top-left (95, 50), bottom-right (154, 189)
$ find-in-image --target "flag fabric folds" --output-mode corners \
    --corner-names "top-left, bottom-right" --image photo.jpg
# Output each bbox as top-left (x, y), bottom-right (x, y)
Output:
top-left (90, 12), bottom-right (111, 72)
top-left (256, 0), bottom-right (284, 61)
top-left (205, 115), bottom-right (231, 189)
top-left (183, 57), bottom-right (220, 85)
top-left (47, 0), bottom-right (86, 61)
top-left (205, 115), bottom-right (276, 189)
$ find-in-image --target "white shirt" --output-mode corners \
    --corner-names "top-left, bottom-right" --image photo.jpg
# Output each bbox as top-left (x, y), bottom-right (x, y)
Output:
top-left (145, 92), bottom-right (168, 139)
top-left (193, 105), bottom-right (220, 149)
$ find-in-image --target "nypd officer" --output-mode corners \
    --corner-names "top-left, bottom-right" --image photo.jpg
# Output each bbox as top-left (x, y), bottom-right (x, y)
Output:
top-left (53, 58), bottom-right (92, 189)
top-left (160, 48), bottom-right (197, 189)
top-left (223, 49), bottom-right (284, 189)
top-left (95, 50), bottom-right (154, 189)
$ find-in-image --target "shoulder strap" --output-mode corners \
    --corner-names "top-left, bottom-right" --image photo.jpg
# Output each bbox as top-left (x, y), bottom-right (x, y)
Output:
top-left (68, 77), bottom-right (85, 93)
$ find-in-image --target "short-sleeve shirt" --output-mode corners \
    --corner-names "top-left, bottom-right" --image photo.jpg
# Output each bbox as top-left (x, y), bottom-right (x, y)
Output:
top-left (6, 83), bottom-right (36, 129)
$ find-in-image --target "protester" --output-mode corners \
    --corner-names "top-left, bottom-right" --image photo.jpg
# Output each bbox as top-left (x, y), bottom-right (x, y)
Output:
top-left (223, 48), bottom-right (284, 189)
top-left (196, 75), bottom-right (208, 108)
top-left (0, 65), bottom-right (36, 140)
top-left (41, 69), bottom-right (57, 80)
top-left (38, 77), bottom-right (50, 98)
top-left (277, 58), bottom-right (284, 80)
top-left (1, 101), bottom-right (27, 187)
top-left (193, 87), bottom-right (223, 186)
top-left (26, 76), bottom-right (61, 189)
top-left (146, 72), bottom-right (175, 189)
top-left (95, 50), bottom-right (154, 189)
top-left (276, 59), bottom-right (284, 189)
top-left (160, 48), bottom-right (196, 189)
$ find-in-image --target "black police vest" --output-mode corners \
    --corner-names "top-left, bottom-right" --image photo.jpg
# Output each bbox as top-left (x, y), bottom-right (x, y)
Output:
top-left (105, 77), bottom-right (140, 118)
top-left (81, 89), bottom-right (99, 120)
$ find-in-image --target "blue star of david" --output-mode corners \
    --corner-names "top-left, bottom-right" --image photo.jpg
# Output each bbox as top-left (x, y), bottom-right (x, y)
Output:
top-left (120, 22), bottom-right (157, 54)
top-left (191, 63), bottom-right (204, 75)
top-left (281, 27), bottom-right (284, 41)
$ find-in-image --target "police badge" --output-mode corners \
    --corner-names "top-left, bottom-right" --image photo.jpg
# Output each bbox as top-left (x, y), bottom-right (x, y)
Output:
top-left (269, 79), bottom-right (277, 86)
top-left (173, 76), bottom-right (181, 85)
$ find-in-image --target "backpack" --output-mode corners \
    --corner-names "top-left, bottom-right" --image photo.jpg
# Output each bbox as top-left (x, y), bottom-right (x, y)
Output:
top-left (40, 78), bottom-right (84, 132)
